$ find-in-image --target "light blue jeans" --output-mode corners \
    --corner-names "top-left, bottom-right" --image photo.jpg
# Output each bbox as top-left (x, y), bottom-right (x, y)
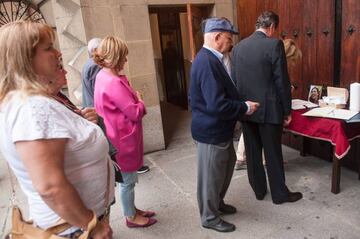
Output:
top-left (119, 171), bottom-right (138, 217)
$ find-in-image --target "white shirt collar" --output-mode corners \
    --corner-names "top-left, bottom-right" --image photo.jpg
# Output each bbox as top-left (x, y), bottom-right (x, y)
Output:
top-left (203, 45), bottom-right (224, 61)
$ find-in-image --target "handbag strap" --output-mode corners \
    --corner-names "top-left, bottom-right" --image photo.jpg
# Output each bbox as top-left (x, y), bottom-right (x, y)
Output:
top-left (101, 157), bottom-right (112, 220)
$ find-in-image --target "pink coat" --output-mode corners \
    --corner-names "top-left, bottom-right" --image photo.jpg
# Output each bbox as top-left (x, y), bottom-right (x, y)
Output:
top-left (94, 70), bottom-right (146, 172)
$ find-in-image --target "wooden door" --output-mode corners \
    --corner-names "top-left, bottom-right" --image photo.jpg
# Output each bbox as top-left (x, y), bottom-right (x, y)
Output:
top-left (340, 0), bottom-right (360, 87)
top-left (187, 4), bottom-right (207, 61)
top-left (282, 0), bottom-right (305, 99)
top-left (237, 0), bottom-right (276, 40)
top-left (236, 0), bottom-right (335, 100)
top-left (236, 0), bottom-right (253, 40)
top-left (316, 0), bottom-right (335, 89)
top-left (285, 0), bottom-right (334, 99)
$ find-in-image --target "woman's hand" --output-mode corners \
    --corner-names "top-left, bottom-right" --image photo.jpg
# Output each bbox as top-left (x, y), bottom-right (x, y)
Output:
top-left (80, 107), bottom-right (98, 124)
top-left (90, 221), bottom-right (113, 239)
top-left (136, 91), bottom-right (143, 101)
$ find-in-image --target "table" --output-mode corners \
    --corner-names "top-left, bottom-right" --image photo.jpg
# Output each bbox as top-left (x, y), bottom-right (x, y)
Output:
top-left (285, 109), bottom-right (360, 194)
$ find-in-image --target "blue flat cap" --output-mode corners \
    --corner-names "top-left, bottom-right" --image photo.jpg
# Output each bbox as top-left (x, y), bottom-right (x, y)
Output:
top-left (203, 17), bottom-right (239, 35)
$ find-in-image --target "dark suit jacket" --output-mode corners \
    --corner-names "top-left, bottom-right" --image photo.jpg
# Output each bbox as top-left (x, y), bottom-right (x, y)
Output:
top-left (189, 47), bottom-right (248, 144)
top-left (232, 31), bottom-right (291, 125)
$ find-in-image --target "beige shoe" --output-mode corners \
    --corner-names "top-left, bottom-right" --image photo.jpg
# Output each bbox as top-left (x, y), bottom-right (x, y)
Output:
top-left (235, 160), bottom-right (247, 170)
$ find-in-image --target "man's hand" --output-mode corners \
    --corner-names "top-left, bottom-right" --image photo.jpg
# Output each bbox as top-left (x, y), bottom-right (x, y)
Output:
top-left (80, 107), bottom-right (98, 124)
top-left (283, 114), bottom-right (292, 126)
top-left (245, 101), bottom-right (260, 115)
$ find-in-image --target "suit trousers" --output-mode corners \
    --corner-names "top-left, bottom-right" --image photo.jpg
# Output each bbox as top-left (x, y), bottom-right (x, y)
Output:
top-left (241, 121), bottom-right (289, 202)
top-left (196, 140), bottom-right (236, 226)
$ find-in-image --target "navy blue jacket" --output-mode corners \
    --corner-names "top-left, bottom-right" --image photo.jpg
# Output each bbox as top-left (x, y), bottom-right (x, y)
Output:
top-left (189, 47), bottom-right (248, 144)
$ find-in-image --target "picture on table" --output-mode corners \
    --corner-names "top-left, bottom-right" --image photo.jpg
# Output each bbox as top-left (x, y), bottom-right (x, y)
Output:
top-left (308, 85), bottom-right (322, 104)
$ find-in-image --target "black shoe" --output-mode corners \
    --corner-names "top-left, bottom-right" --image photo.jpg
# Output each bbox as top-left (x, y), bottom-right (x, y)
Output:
top-left (273, 192), bottom-right (303, 205)
top-left (255, 191), bottom-right (267, 200)
top-left (137, 165), bottom-right (150, 174)
top-left (219, 204), bottom-right (237, 215)
top-left (203, 219), bottom-right (236, 233)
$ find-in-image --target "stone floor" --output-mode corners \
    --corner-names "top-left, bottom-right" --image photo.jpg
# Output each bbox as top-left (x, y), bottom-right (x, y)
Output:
top-left (1, 103), bottom-right (360, 239)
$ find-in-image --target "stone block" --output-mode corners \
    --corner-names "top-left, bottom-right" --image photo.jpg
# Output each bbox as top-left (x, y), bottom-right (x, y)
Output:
top-left (118, 0), bottom-right (147, 5)
top-left (67, 47), bottom-right (88, 73)
top-left (129, 73), bottom-right (160, 107)
top-left (57, 33), bottom-right (85, 50)
top-left (40, 2), bottom-right (57, 27)
top-left (80, 0), bottom-right (119, 8)
top-left (81, 6), bottom-right (115, 38)
top-left (119, 5), bottom-right (151, 41)
top-left (53, 0), bottom-right (79, 17)
top-left (213, 2), bottom-right (233, 21)
top-left (109, 6), bottom-right (126, 38)
top-left (127, 40), bottom-right (156, 77)
top-left (62, 10), bottom-right (87, 43)
top-left (143, 105), bottom-right (165, 153)
top-left (148, 0), bottom-right (215, 4)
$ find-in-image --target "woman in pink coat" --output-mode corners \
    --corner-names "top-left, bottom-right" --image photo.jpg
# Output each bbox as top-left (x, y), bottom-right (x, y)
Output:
top-left (94, 36), bottom-right (157, 228)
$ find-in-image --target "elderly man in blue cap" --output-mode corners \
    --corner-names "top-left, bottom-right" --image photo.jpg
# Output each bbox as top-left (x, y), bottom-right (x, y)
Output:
top-left (189, 17), bottom-right (259, 232)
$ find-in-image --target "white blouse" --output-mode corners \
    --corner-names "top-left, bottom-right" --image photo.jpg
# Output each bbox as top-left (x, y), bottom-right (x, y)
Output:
top-left (0, 92), bottom-right (114, 233)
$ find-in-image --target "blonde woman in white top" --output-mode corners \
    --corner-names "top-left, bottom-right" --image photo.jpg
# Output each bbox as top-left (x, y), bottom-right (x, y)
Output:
top-left (0, 21), bottom-right (114, 238)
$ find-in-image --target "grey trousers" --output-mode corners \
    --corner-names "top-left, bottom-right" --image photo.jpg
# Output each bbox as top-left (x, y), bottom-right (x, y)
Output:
top-left (196, 140), bottom-right (237, 226)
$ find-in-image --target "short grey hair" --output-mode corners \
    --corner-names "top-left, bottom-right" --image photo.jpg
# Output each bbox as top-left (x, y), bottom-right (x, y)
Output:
top-left (87, 38), bottom-right (102, 55)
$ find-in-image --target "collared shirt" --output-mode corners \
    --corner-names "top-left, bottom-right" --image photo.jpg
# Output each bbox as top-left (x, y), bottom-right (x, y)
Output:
top-left (203, 45), bottom-right (233, 82)
top-left (203, 45), bottom-right (223, 61)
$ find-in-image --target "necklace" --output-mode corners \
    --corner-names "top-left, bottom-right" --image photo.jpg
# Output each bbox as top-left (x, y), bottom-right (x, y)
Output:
top-left (52, 92), bottom-right (83, 117)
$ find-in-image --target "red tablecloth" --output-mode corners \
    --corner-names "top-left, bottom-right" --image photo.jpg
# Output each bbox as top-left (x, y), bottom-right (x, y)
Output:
top-left (285, 109), bottom-right (360, 159)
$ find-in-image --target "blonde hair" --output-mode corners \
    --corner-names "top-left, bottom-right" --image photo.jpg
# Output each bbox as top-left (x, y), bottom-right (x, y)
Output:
top-left (93, 36), bottom-right (128, 72)
top-left (283, 39), bottom-right (302, 66)
top-left (0, 20), bottom-right (55, 102)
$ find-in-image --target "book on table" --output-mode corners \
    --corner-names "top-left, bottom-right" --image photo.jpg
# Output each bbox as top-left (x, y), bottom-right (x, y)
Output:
top-left (291, 99), bottom-right (319, 110)
top-left (302, 107), bottom-right (358, 120)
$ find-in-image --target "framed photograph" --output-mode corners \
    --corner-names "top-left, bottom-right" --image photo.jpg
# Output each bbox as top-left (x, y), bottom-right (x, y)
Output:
top-left (308, 85), bottom-right (322, 104)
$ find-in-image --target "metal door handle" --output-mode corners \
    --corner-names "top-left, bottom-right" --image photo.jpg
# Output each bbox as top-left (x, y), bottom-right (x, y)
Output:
top-left (322, 28), bottom-right (330, 36)
top-left (293, 30), bottom-right (299, 38)
top-left (281, 31), bottom-right (287, 39)
top-left (347, 25), bottom-right (355, 35)
top-left (306, 29), bottom-right (312, 37)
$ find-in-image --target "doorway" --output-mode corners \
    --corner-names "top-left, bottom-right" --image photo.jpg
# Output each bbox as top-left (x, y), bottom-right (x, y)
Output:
top-left (157, 7), bottom-right (187, 108)
top-left (149, 4), bottom-right (213, 145)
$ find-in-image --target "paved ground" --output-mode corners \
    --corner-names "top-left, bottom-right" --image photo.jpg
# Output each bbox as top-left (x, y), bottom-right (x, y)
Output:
top-left (1, 104), bottom-right (360, 239)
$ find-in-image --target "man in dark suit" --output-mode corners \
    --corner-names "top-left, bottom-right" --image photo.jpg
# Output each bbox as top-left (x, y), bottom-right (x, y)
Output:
top-left (189, 17), bottom-right (259, 232)
top-left (232, 11), bottom-right (302, 204)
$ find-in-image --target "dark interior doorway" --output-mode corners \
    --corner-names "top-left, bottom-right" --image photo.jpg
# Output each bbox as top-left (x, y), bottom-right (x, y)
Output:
top-left (149, 4), bottom-right (213, 146)
top-left (150, 7), bottom-right (188, 109)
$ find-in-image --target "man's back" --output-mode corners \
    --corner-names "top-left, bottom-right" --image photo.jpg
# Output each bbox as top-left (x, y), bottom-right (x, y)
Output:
top-left (82, 58), bottom-right (101, 107)
top-left (232, 31), bottom-right (291, 124)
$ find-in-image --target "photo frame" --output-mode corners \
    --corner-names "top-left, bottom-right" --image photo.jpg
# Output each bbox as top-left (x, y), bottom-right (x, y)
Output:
top-left (308, 85), bottom-right (322, 104)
